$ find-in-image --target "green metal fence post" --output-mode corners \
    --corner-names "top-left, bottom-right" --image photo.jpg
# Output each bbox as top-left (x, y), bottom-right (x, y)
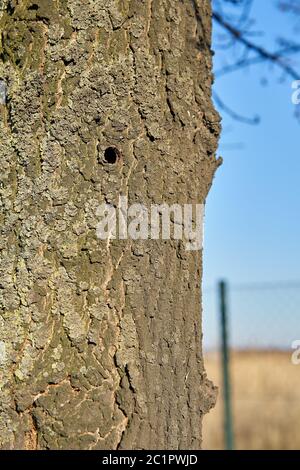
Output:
top-left (218, 280), bottom-right (234, 450)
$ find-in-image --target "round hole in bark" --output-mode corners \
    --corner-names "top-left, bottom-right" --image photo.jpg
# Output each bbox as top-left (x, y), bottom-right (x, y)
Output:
top-left (28, 4), bottom-right (39, 10)
top-left (104, 147), bottom-right (121, 164)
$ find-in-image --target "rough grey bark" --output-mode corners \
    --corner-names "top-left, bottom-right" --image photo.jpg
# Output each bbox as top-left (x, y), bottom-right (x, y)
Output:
top-left (0, 0), bottom-right (220, 450)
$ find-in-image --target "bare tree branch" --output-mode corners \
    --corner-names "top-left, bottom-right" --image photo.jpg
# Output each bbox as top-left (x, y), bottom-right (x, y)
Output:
top-left (215, 44), bottom-right (300, 77)
top-left (213, 90), bottom-right (260, 125)
top-left (213, 10), bottom-right (300, 80)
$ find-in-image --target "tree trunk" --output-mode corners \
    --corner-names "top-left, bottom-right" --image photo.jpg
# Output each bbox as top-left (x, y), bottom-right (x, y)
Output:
top-left (0, 0), bottom-right (220, 450)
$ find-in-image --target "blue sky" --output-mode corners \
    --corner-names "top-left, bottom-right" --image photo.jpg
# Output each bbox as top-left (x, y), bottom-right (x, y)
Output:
top-left (203, 1), bottom-right (300, 349)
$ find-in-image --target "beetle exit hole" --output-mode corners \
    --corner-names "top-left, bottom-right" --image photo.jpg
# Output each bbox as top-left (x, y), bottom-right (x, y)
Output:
top-left (28, 4), bottom-right (39, 10)
top-left (104, 147), bottom-right (120, 164)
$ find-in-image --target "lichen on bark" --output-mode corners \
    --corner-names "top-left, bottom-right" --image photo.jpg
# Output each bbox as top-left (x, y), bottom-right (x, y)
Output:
top-left (0, 0), bottom-right (220, 449)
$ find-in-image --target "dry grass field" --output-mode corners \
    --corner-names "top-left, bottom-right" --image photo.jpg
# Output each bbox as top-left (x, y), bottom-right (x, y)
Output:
top-left (203, 350), bottom-right (300, 450)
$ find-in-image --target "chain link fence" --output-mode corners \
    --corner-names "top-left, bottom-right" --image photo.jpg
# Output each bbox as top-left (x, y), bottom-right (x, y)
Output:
top-left (203, 281), bottom-right (300, 450)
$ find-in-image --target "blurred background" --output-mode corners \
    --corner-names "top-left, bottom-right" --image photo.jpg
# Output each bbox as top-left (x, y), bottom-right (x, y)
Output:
top-left (202, 0), bottom-right (300, 450)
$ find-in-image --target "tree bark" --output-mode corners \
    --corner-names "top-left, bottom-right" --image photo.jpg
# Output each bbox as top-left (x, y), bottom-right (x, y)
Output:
top-left (0, 0), bottom-right (220, 450)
